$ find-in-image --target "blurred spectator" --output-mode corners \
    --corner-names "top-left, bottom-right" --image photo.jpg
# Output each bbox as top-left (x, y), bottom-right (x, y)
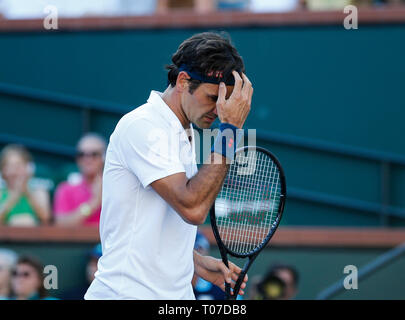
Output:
top-left (0, 0), bottom-right (157, 19)
top-left (192, 231), bottom-right (225, 300)
top-left (305, 0), bottom-right (352, 11)
top-left (1, 0), bottom-right (403, 20)
top-left (0, 145), bottom-right (51, 226)
top-left (156, 0), bottom-right (215, 14)
top-left (249, 0), bottom-right (300, 12)
top-left (118, 0), bottom-right (157, 16)
top-left (0, 248), bottom-right (18, 299)
top-left (249, 263), bottom-right (299, 300)
top-left (60, 243), bottom-right (102, 300)
top-left (53, 133), bottom-right (106, 227)
top-left (86, 244), bottom-right (101, 284)
top-left (11, 255), bottom-right (57, 300)
top-left (217, 0), bottom-right (249, 11)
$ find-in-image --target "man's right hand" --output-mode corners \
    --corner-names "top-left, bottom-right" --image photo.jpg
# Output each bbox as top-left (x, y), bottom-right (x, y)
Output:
top-left (216, 71), bottom-right (253, 129)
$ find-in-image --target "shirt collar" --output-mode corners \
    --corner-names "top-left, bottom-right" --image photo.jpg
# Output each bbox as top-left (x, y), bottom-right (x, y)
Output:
top-left (147, 90), bottom-right (196, 160)
top-left (147, 91), bottom-right (184, 133)
top-left (147, 90), bottom-right (195, 141)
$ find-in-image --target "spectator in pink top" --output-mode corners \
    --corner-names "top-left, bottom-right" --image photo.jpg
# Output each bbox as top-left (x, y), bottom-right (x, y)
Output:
top-left (53, 133), bottom-right (106, 226)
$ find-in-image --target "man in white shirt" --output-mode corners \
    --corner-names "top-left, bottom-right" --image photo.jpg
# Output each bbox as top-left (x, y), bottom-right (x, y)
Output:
top-left (85, 32), bottom-right (253, 300)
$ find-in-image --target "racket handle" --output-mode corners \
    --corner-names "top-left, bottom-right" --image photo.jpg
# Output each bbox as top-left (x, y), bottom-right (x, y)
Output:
top-left (230, 257), bottom-right (255, 300)
top-left (231, 269), bottom-right (248, 299)
top-left (220, 253), bottom-right (232, 300)
top-left (225, 282), bottom-right (231, 300)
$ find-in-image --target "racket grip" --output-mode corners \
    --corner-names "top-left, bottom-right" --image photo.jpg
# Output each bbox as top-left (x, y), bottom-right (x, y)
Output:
top-left (225, 282), bottom-right (231, 299)
top-left (221, 254), bottom-right (232, 300)
top-left (232, 269), bottom-right (248, 299)
top-left (230, 258), bottom-right (254, 300)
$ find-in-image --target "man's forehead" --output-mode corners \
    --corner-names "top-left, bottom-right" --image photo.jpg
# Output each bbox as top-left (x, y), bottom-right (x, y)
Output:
top-left (201, 83), bottom-right (234, 99)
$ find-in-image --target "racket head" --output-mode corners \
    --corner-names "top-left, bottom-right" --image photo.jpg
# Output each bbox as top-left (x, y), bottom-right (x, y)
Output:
top-left (210, 146), bottom-right (286, 258)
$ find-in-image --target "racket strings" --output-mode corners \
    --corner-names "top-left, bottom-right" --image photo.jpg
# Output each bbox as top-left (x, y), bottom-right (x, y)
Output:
top-left (215, 149), bottom-right (281, 255)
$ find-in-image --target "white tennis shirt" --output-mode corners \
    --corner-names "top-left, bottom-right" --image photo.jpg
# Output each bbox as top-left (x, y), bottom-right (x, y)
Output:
top-left (85, 91), bottom-right (198, 300)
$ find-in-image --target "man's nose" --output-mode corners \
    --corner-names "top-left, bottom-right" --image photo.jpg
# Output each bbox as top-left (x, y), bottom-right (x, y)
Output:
top-left (212, 107), bottom-right (218, 116)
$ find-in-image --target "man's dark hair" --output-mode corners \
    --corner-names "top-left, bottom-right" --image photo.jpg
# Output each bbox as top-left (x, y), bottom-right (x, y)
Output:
top-left (166, 32), bottom-right (245, 93)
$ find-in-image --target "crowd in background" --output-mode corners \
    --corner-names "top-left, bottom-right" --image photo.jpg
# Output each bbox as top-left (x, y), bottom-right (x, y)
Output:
top-left (0, 0), bottom-right (403, 20)
top-left (0, 249), bottom-right (58, 300)
top-left (0, 136), bottom-right (101, 300)
top-left (0, 135), bottom-right (299, 300)
top-left (0, 233), bottom-right (299, 300)
top-left (0, 133), bottom-right (105, 227)
top-left (0, 136), bottom-right (298, 298)
top-left (0, 245), bottom-right (101, 300)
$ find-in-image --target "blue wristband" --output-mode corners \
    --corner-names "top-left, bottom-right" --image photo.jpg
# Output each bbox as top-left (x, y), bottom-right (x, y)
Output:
top-left (211, 123), bottom-right (244, 162)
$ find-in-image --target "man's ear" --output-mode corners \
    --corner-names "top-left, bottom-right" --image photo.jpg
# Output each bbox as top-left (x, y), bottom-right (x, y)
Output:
top-left (176, 71), bottom-right (190, 91)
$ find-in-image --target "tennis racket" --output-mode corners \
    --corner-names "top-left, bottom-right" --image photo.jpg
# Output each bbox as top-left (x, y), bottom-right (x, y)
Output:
top-left (210, 146), bottom-right (286, 300)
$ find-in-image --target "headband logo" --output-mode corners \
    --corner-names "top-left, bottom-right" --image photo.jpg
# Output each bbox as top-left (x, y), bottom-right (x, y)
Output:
top-left (179, 64), bottom-right (233, 85)
top-left (207, 70), bottom-right (224, 79)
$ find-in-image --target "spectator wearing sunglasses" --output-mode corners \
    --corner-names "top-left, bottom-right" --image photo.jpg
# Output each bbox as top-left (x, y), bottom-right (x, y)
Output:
top-left (10, 255), bottom-right (57, 300)
top-left (53, 133), bottom-right (106, 226)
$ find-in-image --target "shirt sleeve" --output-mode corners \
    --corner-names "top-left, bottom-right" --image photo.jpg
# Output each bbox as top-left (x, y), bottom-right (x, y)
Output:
top-left (117, 118), bottom-right (186, 188)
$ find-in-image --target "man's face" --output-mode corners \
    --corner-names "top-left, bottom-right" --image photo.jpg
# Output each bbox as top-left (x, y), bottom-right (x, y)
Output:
top-left (181, 82), bottom-right (234, 129)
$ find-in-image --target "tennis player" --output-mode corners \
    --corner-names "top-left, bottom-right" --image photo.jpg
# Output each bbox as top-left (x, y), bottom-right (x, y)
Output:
top-left (85, 32), bottom-right (253, 300)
